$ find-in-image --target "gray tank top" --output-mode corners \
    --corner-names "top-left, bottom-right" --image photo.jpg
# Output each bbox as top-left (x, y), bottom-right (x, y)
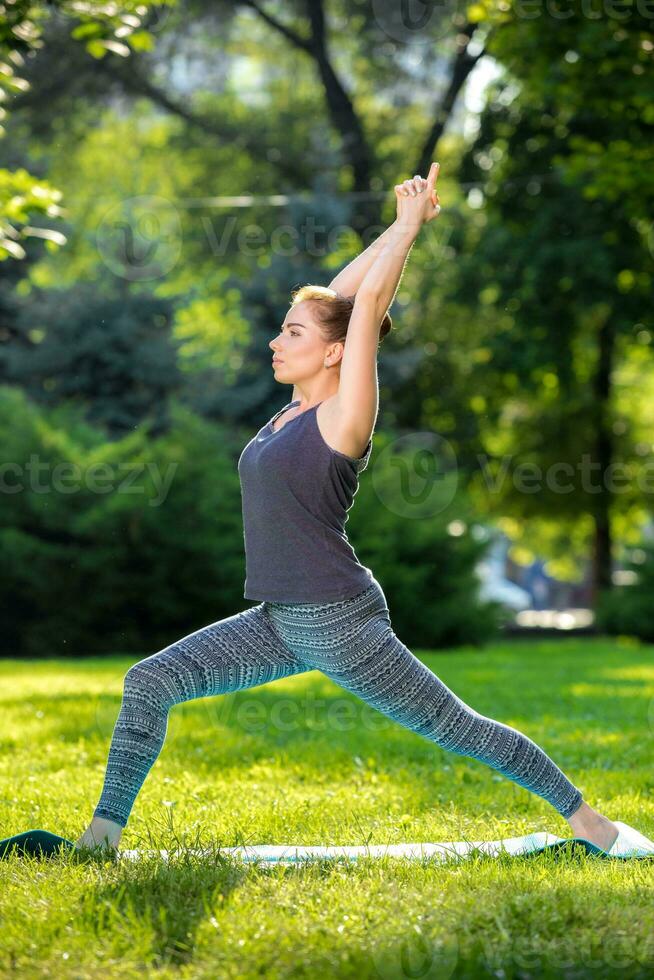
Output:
top-left (237, 398), bottom-right (374, 602)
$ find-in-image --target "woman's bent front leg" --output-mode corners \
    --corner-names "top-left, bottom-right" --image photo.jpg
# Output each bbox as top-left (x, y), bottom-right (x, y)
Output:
top-left (320, 624), bottom-right (584, 821)
top-left (91, 603), bottom-right (307, 830)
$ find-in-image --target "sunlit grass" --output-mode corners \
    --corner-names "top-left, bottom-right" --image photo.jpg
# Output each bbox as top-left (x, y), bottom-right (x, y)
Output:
top-left (1, 636), bottom-right (653, 977)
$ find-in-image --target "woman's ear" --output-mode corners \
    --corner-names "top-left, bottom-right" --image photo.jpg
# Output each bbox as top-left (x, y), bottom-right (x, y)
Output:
top-left (332, 340), bottom-right (346, 366)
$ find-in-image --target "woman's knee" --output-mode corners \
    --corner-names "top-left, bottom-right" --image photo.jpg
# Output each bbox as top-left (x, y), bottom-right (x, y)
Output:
top-left (122, 655), bottom-right (176, 706)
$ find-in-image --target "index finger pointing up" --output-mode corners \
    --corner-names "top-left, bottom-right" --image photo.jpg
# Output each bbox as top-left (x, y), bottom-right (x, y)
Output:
top-left (427, 161), bottom-right (440, 188)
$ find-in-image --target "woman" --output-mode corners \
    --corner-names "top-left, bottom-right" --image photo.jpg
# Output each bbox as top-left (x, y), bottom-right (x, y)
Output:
top-left (75, 164), bottom-right (618, 855)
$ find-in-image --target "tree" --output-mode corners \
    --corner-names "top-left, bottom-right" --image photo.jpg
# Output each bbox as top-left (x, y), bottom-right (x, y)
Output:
top-left (0, 0), bottom-right (173, 258)
top-left (7, 0), bottom-right (491, 243)
top-left (448, 4), bottom-right (653, 604)
top-left (3, 279), bottom-right (182, 437)
top-left (2, 0), bottom-right (493, 429)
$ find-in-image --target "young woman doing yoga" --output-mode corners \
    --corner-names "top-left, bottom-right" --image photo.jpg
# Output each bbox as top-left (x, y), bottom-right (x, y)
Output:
top-left (75, 164), bottom-right (619, 855)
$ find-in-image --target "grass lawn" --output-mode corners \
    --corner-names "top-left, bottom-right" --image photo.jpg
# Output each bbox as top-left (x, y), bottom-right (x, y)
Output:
top-left (1, 635), bottom-right (653, 978)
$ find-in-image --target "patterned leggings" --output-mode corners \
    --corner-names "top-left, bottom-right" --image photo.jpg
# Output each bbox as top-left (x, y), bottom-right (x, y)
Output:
top-left (93, 579), bottom-right (584, 828)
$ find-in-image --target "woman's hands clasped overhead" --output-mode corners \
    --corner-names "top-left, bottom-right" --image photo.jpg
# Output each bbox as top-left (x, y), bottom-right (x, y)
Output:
top-left (394, 162), bottom-right (441, 228)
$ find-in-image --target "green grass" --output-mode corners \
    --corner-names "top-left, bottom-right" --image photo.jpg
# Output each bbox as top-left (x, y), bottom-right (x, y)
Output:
top-left (1, 636), bottom-right (653, 978)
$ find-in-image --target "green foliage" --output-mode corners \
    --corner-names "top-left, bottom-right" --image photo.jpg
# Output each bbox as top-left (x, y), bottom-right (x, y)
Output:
top-left (0, 0), bottom-right (175, 258)
top-left (2, 280), bottom-right (183, 438)
top-left (596, 542), bottom-right (654, 642)
top-left (1, 0), bottom-right (651, 632)
top-left (0, 386), bottom-right (507, 657)
top-left (447, 7), bottom-right (653, 585)
top-left (477, 0), bottom-right (654, 228)
top-left (0, 166), bottom-right (66, 259)
top-left (0, 386), bottom-right (247, 657)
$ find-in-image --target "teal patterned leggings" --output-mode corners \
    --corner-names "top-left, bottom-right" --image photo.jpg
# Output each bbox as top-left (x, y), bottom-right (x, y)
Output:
top-left (94, 579), bottom-right (584, 828)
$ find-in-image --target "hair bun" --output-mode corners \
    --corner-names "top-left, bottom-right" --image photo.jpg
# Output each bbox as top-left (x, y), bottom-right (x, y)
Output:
top-left (289, 284), bottom-right (393, 347)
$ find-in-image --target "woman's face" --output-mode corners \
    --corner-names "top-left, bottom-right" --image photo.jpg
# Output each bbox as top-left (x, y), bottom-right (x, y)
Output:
top-left (269, 302), bottom-right (326, 381)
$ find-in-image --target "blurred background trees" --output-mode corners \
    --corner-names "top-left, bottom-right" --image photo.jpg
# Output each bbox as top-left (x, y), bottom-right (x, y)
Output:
top-left (1, 0), bottom-right (652, 655)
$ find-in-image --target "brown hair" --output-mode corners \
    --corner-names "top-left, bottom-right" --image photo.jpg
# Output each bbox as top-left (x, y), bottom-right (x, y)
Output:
top-left (289, 285), bottom-right (393, 351)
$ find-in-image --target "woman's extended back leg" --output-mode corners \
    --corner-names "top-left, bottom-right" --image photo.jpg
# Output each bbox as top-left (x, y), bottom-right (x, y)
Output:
top-left (266, 583), bottom-right (584, 821)
top-left (92, 603), bottom-right (307, 829)
top-left (327, 627), bottom-right (584, 819)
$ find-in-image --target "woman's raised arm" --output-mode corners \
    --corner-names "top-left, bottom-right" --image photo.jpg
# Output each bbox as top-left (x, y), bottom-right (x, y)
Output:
top-left (355, 163), bottom-right (441, 315)
top-left (328, 221), bottom-right (406, 297)
top-left (333, 165), bottom-right (441, 446)
top-left (328, 163), bottom-right (440, 297)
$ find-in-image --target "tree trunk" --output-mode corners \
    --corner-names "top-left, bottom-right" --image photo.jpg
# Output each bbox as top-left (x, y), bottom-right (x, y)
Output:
top-left (589, 314), bottom-right (615, 608)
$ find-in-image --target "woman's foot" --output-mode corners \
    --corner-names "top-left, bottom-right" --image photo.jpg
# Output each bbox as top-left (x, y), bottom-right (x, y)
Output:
top-left (75, 816), bottom-right (123, 855)
top-left (567, 801), bottom-right (619, 852)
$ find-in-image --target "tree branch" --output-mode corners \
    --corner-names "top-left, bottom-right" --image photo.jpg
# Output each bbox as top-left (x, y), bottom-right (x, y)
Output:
top-left (416, 21), bottom-right (487, 177)
top-left (90, 55), bottom-right (310, 186)
top-left (239, 0), bottom-right (313, 52)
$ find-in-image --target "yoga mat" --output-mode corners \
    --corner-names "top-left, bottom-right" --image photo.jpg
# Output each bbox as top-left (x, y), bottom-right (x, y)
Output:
top-left (2, 822), bottom-right (653, 864)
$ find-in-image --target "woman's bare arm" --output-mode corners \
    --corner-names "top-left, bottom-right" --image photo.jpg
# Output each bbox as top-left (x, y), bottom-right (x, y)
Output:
top-left (328, 165), bottom-right (440, 298)
top-left (356, 164), bottom-right (441, 316)
top-left (333, 166), bottom-right (441, 448)
top-left (327, 221), bottom-right (403, 297)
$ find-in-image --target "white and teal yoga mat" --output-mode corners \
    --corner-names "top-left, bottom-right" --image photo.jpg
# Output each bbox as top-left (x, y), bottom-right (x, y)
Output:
top-left (2, 822), bottom-right (654, 863)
